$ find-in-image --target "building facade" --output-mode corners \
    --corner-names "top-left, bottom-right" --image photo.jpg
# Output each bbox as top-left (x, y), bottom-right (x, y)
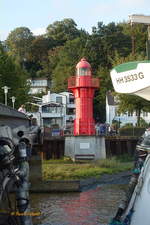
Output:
top-left (106, 91), bottom-right (150, 126)
top-left (30, 91), bottom-right (75, 134)
top-left (27, 78), bottom-right (50, 94)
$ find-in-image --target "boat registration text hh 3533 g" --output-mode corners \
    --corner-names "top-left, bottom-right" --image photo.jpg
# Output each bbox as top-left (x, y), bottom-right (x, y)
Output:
top-left (116, 72), bottom-right (144, 84)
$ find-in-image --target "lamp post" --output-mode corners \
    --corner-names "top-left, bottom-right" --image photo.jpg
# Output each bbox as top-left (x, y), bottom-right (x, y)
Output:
top-left (128, 14), bottom-right (150, 59)
top-left (1, 86), bottom-right (10, 106)
top-left (10, 96), bottom-right (16, 109)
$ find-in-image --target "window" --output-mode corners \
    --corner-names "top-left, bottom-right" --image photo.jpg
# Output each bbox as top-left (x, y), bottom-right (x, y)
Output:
top-left (67, 108), bottom-right (74, 115)
top-left (42, 105), bottom-right (62, 114)
top-left (69, 95), bottom-right (74, 104)
top-left (76, 68), bottom-right (91, 76)
top-left (128, 111), bottom-right (133, 117)
top-left (143, 111), bottom-right (148, 117)
top-left (31, 79), bottom-right (47, 87)
top-left (42, 105), bottom-right (57, 113)
top-left (56, 96), bottom-right (62, 104)
top-left (43, 118), bottom-right (62, 128)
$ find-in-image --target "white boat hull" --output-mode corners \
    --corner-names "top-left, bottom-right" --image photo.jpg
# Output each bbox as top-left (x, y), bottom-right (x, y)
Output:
top-left (123, 155), bottom-right (150, 225)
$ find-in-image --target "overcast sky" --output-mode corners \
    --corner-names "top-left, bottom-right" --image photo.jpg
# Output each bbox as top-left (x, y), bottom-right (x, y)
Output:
top-left (0, 0), bottom-right (150, 41)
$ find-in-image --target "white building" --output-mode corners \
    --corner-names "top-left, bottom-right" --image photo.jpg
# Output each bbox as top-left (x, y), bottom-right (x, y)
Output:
top-left (106, 91), bottom-right (150, 126)
top-left (42, 91), bottom-right (75, 130)
top-left (30, 91), bottom-right (75, 134)
top-left (106, 91), bottom-right (117, 125)
top-left (27, 78), bottom-right (50, 94)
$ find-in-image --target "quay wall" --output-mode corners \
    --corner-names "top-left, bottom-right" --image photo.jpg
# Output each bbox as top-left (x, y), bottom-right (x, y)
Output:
top-left (41, 136), bottom-right (139, 159)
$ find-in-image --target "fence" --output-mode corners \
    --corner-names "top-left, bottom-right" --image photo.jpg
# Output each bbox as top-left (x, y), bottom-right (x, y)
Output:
top-left (105, 136), bottom-right (138, 157)
top-left (41, 136), bottom-right (139, 160)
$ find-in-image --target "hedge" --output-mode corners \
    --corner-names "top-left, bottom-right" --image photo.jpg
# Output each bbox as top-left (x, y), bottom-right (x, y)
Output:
top-left (118, 127), bottom-right (145, 137)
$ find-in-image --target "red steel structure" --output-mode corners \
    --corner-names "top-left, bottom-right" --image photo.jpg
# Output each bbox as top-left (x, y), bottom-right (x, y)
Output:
top-left (68, 58), bottom-right (99, 136)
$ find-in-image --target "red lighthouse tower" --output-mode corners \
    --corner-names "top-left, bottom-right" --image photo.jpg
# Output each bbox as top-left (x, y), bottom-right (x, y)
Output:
top-left (68, 58), bottom-right (99, 136)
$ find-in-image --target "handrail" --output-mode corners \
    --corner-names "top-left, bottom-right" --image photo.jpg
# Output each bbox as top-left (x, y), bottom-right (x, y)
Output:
top-left (68, 76), bottom-right (99, 88)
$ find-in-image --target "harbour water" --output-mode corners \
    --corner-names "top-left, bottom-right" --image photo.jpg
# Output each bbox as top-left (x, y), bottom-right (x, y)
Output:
top-left (31, 184), bottom-right (126, 225)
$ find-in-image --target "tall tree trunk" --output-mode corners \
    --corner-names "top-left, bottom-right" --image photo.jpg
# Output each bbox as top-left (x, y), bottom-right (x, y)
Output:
top-left (137, 108), bottom-right (141, 126)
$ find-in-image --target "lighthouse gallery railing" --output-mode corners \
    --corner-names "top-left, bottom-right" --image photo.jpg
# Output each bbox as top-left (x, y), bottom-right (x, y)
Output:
top-left (68, 76), bottom-right (99, 89)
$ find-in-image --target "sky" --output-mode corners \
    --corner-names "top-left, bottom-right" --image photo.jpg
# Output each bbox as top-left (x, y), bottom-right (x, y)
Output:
top-left (0, 0), bottom-right (150, 41)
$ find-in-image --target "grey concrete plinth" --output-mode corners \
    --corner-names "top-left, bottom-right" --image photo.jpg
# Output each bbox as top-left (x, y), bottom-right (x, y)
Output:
top-left (65, 135), bottom-right (106, 161)
top-left (29, 154), bottom-right (42, 190)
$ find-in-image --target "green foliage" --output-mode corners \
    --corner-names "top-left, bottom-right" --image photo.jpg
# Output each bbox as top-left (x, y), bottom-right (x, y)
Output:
top-left (115, 154), bottom-right (134, 162)
top-left (139, 117), bottom-right (149, 127)
top-left (115, 94), bottom-right (150, 126)
top-left (46, 18), bottom-right (82, 45)
top-left (2, 18), bottom-right (150, 119)
top-left (111, 51), bottom-right (146, 67)
top-left (118, 127), bottom-right (145, 137)
top-left (91, 22), bottom-right (131, 68)
top-left (94, 67), bottom-right (113, 122)
top-left (6, 27), bottom-right (34, 62)
top-left (42, 158), bottom-right (132, 180)
top-left (119, 23), bottom-right (147, 55)
top-left (27, 35), bottom-right (56, 79)
top-left (0, 43), bottom-right (29, 108)
top-left (121, 123), bottom-right (134, 128)
top-left (51, 37), bottom-right (87, 92)
top-left (112, 119), bottom-right (121, 130)
top-left (29, 36), bottom-right (55, 63)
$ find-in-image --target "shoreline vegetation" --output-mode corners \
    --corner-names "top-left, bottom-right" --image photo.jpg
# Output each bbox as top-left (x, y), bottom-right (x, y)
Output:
top-left (42, 155), bottom-right (133, 181)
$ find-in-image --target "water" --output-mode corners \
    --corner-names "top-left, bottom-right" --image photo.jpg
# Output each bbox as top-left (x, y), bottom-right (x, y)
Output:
top-left (31, 184), bottom-right (126, 225)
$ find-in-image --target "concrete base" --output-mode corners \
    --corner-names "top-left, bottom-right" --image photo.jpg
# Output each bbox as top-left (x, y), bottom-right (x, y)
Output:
top-left (65, 135), bottom-right (106, 161)
top-left (29, 154), bottom-right (42, 190)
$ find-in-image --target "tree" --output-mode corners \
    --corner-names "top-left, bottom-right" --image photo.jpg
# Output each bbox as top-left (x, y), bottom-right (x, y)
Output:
top-left (94, 67), bottom-right (113, 122)
top-left (120, 22), bottom-right (147, 56)
top-left (81, 34), bottom-right (106, 74)
top-left (0, 43), bottom-right (29, 108)
top-left (91, 22), bottom-right (132, 69)
top-left (6, 27), bottom-right (34, 63)
top-left (46, 18), bottom-right (82, 45)
top-left (117, 94), bottom-right (150, 126)
top-left (28, 35), bottom-right (55, 64)
top-left (51, 37), bottom-right (87, 92)
top-left (26, 35), bottom-right (56, 78)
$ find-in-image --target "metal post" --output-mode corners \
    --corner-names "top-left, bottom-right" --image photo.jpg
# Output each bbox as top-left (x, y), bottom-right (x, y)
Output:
top-left (10, 96), bottom-right (16, 109)
top-left (131, 24), bottom-right (135, 55)
top-left (2, 86), bottom-right (10, 106)
top-left (5, 92), bottom-right (7, 106)
top-left (146, 25), bottom-right (150, 60)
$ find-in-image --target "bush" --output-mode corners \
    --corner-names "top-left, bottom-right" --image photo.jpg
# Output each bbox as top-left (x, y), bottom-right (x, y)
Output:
top-left (118, 127), bottom-right (145, 136)
top-left (139, 117), bottom-right (149, 127)
top-left (121, 123), bottom-right (133, 128)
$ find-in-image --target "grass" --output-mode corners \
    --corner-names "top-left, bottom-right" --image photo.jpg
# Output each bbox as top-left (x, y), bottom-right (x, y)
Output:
top-left (42, 155), bottom-right (133, 181)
